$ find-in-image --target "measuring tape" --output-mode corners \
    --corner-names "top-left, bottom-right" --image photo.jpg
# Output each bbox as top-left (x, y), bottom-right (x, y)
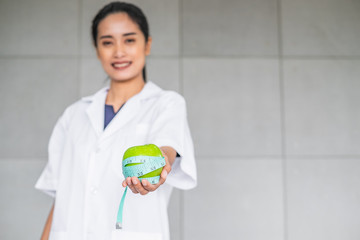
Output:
top-left (116, 155), bottom-right (166, 229)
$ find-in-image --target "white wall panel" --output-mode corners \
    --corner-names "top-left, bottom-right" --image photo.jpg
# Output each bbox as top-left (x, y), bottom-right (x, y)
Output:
top-left (282, 0), bottom-right (360, 56)
top-left (184, 158), bottom-right (284, 240)
top-left (147, 57), bottom-right (180, 92)
top-left (182, 0), bottom-right (278, 56)
top-left (284, 59), bottom-right (360, 155)
top-left (168, 189), bottom-right (182, 240)
top-left (79, 57), bottom-right (108, 97)
top-left (0, 160), bottom-right (53, 240)
top-left (287, 158), bottom-right (360, 240)
top-left (0, 0), bottom-right (78, 56)
top-left (0, 58), bottom-right (79, 158)
top-left (183, 58), bottom-right (281, 157)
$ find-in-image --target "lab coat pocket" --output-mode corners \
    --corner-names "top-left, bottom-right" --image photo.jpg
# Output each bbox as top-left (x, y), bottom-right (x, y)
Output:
top-left (111, 230), bottom-right (162, 240)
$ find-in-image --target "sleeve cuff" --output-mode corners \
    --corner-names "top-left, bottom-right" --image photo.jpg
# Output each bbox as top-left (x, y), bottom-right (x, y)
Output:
top-left (35, 178), bottom-right (57, 198)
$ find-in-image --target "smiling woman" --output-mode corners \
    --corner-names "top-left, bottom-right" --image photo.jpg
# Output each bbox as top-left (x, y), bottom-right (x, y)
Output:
top-left (35, 2), bottom-right (197, 240)
top-left (95, 12), bottom-right (151, 83)
top-left (91, 2), bottom-right (151, 83)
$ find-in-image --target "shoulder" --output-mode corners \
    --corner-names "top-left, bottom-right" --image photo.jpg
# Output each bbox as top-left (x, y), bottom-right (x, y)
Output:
top-left (61, 87), bottom-right (108, 121)
top-left (145, 82), bottom-right (186, 108)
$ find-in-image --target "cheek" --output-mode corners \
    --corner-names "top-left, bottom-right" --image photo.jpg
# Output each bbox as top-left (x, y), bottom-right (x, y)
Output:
top-left (130, 43), bottom-right (146, 55)
top-left (97, 50), bottom-right (112, 64)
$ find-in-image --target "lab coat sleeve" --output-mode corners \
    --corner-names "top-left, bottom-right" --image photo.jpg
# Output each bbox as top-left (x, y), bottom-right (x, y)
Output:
top-left (149, 92), bottom-right (197, 190)
top-left (35, 109), bottom-right (69, 198)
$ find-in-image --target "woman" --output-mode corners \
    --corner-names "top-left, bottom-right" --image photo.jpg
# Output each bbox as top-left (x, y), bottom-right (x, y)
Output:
top-left (36, 2), bottom-right (197, 240)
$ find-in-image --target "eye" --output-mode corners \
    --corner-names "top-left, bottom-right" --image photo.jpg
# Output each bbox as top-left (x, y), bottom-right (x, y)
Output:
top-left (102, 41), bottom-right (113, 46)
top-left (125, 38), bottom-right (135, 44)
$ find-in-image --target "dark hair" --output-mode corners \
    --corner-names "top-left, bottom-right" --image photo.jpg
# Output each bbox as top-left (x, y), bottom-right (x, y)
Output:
top-left (91, 1), bottom-right (150, 82)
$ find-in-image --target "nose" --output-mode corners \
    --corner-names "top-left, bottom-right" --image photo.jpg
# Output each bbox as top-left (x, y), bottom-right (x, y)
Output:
top-left (114, 42), bottom-right (125, 58)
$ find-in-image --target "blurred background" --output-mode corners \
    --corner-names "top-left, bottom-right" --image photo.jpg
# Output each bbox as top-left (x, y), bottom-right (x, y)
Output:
top-left (1, 0), bottom-right (360, 239)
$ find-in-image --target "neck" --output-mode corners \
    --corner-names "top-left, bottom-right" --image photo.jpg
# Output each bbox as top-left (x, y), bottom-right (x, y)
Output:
top-left (106, 78), bottom-right (145, 112)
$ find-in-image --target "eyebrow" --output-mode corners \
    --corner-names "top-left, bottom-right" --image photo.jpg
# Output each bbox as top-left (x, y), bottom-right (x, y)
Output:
top-left (99, 32), bottom-right (137, 39)
top-left (123, 32), bottom-right (136, 37)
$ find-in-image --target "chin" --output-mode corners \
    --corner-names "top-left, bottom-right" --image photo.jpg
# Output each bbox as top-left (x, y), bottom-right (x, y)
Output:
top-left (110, 76), bottom-right (141, 83)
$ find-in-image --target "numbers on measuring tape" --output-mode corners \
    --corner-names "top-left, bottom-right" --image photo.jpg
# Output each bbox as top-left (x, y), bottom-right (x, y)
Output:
top-left (122, 156), bottom-right (165, 183)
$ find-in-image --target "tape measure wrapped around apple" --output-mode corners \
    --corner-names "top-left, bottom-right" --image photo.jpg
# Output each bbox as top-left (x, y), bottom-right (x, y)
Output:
top-left (116, 144), bottom-right (166, 229)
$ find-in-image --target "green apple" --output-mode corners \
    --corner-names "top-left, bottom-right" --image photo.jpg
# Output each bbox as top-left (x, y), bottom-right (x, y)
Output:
top-left (123, 144), bottom-right (164, 180)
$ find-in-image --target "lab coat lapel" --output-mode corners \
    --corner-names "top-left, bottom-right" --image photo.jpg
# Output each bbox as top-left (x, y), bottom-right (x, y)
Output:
top-left (85, 87), bottom-right (108, 138)
top-left (85, 82), bottom-right (160, 142)
top-left (100, 82), bottom-right (160, 141)
top-left (100, 94), bottom-right (141, 141)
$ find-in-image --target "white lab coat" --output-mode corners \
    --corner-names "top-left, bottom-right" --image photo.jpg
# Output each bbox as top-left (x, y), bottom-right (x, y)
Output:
top-left (35, 82), bottom-right (197, 240)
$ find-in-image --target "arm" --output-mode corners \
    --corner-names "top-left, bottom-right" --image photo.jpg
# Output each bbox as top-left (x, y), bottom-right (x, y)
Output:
top-left (122, 146), bottom-right (177, 195)
top-left (40, 203), bottom-right (54, 240)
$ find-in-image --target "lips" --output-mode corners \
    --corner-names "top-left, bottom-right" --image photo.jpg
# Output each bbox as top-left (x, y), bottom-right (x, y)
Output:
top-left (112, 61), bottom-right (131, 69)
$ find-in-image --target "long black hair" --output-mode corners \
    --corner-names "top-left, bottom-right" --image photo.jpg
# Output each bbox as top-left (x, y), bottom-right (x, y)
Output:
top-left (91, 2), bottom-right (150, 82)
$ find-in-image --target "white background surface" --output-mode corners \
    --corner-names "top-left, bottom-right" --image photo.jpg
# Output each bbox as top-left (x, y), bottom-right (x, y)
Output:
top-left (1, 0), bottom-right (360, 239)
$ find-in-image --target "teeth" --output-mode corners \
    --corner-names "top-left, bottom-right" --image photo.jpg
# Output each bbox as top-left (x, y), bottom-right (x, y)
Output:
top-left (113, 62), bottom-right (130, 68)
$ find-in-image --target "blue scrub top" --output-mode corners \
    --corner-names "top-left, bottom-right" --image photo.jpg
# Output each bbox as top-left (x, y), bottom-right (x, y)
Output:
top-left (104, 104), bottom-right (124, 129)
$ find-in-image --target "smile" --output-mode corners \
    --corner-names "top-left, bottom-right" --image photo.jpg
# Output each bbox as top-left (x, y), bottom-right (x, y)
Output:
top-left (112, 62), bottom-right (131, 69)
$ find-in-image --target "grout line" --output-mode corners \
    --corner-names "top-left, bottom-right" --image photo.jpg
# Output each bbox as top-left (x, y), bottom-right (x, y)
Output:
top-left (178, 1), bottom-right (184, 239)
top-left (282, 55), bottom-right (360, 60)
top-left (277, 0), bottom-right (288, 239)
top-left (76, 0), bottom-right (83, 99)
top-left (194, 155), bottom-right (283, 159)
top-left (170, 55), bottom-right (360, 60)
top-left (283, 155), bottom-right (360, 159)
top-left (179, 189), bottom-right (184, 240)
top-left (0, 55), bottom-right (79, 59)
top-left (0, 158), bottom-right (48, 162)
top-left (1, 55), bottom-right (360, 60)
top-left (193, 155), bottom-right (360, 160)
top-left (179, 55), bottom-right (280, 59)
top-left (178, 0), bottom-right (184, 96)
top-left (2, 155), bottom-right (359, 162)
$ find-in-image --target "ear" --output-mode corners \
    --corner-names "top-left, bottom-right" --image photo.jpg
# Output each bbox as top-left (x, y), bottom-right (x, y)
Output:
top-left (145, 36), bottom-right (152, 56)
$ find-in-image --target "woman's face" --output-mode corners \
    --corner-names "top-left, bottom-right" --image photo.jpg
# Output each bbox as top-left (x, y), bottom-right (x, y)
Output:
top-left (96, 13), bottom-right (151, 83)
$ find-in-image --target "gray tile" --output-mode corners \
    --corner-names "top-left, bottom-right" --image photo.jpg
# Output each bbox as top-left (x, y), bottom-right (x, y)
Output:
top-left (147, 57), bottom-right (180, 92)
top-left (183, 58), bottom-right (281, 157)
top-left (168, 189), bottom-right (182, 240)
top-left (81, 0), bottom-right (179, 57)
top-left (0, 159), bottom-right (53, 240)
top-left (182, 0), bottom-right (278, 56)
top-left (284, 60), bottom-right (360, 155)
top-left (282, 0), bottom-right (360, 56)
top-left (0, 0), bottom-right (78, 56)
top-left (184, 158), bottom-right (284, 240)
top-left (287, 158), bottom-right (360, 240)
top-left (79, 57), bottom-right (108, 97)
top-left (0, 58), bottom-right (79, 158)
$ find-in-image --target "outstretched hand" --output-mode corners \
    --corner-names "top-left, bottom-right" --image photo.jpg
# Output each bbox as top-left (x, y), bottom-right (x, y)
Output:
top-left (122, 147), bottom-right (174, 195)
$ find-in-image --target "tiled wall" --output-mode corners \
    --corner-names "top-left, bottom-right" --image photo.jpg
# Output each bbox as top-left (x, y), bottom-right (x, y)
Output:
top-left (1, 0), bottom-right (359, 239)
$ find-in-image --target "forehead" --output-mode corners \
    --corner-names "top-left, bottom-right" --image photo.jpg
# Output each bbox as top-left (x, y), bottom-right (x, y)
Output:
top-left (97, 12), bottom-right (141, 36)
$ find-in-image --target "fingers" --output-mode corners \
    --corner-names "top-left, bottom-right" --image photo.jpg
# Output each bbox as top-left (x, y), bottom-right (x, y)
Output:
top-left (125, 177), bottom-right (149, 195)
top-left (141, 179), bottom-right (158, 192)
top-left (124, 169), bottom-right (169, 195)
top-left (123, 152), bottom-right (171, 195)
top-left (157, 168), bottom-right (168, 186)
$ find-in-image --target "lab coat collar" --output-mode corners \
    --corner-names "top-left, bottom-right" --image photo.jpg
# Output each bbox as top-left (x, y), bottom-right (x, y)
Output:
top-left (82, 81), bottom-right (162, 140)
